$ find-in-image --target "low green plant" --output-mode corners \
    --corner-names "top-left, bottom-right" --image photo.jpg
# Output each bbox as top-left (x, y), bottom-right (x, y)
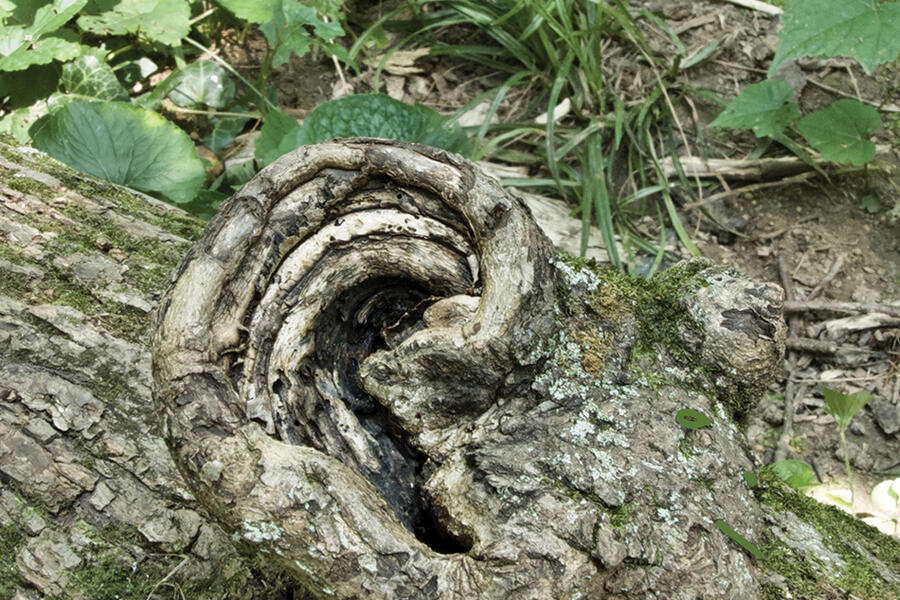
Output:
top-left (30, 100), bottom-right (207, 202)
top-left (768, 0), bottom-right (900, 76)
top-left (710, 82), bottom-right (881, 167)
top-left (0, 0), bottom-right (362, 214)
top-left (822, 386), bottom-right (872, 507)
top-left (711, 0), bottom-right (898, 171)
top-left (217, 0), bottom-right (355, 106)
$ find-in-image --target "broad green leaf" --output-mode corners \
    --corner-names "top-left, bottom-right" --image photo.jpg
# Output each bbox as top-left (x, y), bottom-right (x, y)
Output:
top-left (116, 56), bottom-right (158, 87)
top-left (30, 100), bottom-right (206, 203)
top-left (770, 0), bottom-right (900, 75)
top-left (77, 0), bottom-right (190, 46)
top-left (0, 26), bottom-right (25, 58)
top-left (0, 35), bottom-right (86, 71)
top-left (180, 189), bottom-right (228, 219)
top-left (216, 0), bottom-right (278, 23)
top-left (299, 94), bottom-right (470, 153)
top-left (204, 114), bottom-right (249, 152)
top-left (0, 1), bottom-right (90, 71)
top-left (5, 0), bottom-right (46, 26)
top-left (30, 0), bottom-right (87, 37)
top-left (254, 109), bottom-right (302, 165)
top-left (61, 55), bottom-right (129, 101)
top-left (822, 386), bottom-right (872, 431)
top-left (709, 80), bottom-right (800, 138)
top-left (768, 460), bottom-right (818, 490)
top-left (305, 0), bottom-right (342, 21)
top-left (168, 61), bottom-right (235, 108)
top-left (221, 157), bottom-right (257, 187)
top-left (796, 100), bottom-right (881, 166)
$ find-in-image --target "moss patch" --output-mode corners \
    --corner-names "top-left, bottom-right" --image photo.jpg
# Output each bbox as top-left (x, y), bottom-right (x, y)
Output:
top-left (611, 503), bottom-right (636, 530)
top-left (557, 257), bottom-right (765, 420)
top-left (755, 472), bottom-right (900, 599)
top-left (0, 523), bottom-right (25, 600)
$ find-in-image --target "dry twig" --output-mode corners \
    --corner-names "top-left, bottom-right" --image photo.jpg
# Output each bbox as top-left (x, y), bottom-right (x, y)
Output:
top-left (775, 256), bottom-right (800, 462)
top-left (783, 300), bottom-right (900, 318)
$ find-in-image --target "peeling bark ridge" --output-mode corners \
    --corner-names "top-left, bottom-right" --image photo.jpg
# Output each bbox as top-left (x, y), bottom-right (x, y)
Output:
top-left (151, 139), bottom-right (798, 598)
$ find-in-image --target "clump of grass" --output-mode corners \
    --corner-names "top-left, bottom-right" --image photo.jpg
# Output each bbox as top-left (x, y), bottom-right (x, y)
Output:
top-left (365, 0), bottom-right (704, 274)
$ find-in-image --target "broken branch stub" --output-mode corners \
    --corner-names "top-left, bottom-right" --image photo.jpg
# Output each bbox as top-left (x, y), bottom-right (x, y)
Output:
top-left (152, 140), bottom-right (558, 597)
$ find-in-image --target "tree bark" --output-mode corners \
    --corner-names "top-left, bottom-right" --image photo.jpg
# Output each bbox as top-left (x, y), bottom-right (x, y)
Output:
top-left (1, 139), bottom-right (898, 600)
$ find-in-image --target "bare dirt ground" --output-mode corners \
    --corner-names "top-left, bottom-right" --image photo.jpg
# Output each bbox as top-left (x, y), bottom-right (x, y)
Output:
top-left (221, 0), bottom-right (900, 535)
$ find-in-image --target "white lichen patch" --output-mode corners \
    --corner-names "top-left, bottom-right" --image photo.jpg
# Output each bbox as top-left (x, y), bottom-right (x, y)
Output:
top-left (656, 507), bottom-right (679, 526)
top-left (569, 420), bottom-right (596, 441)
top-left (532, 330), bottom-right (595, 402)
top-left (551, 256), bottom-right (602, 291)
top-left (242, 519), bottom-right (286, 543)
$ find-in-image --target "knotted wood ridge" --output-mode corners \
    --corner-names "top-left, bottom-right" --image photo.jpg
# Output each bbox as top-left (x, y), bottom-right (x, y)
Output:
top-left (151, 139), bottom-right (560, 597)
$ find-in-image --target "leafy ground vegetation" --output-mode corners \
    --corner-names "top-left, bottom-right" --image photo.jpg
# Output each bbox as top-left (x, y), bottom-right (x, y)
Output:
top-left (1, 0), bottom-right (899, 589)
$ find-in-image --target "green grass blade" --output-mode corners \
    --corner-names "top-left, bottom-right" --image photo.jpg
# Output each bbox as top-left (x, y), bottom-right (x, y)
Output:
top-left (586, 133), bottom-right (622, 268)
top-left (545, 50), bottom-right (575, 186)
top-left (555, 119), bottom-right (608, 159)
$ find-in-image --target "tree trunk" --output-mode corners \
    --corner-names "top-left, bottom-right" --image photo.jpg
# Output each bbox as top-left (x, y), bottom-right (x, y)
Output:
top-left (1, 139), bottom-right (898, 600)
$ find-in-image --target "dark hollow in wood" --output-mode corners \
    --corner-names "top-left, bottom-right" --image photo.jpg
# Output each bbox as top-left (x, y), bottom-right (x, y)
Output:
top-left (152, 139), bottom-right (558, 594)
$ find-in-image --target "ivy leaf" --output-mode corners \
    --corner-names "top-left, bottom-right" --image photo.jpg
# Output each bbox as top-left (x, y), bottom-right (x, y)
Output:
top-left (255, 95), bottom-right (471, 166)
top-left (60, 55), bottom-right (129, 101)
top-left (796, 100), bottom-right (881, 166)
top-left (299, 94), bottom-right (470, 153)
top-left (768, 460), bottom-right (818, 491)
top-left (709, 80), bottom-right (800, 138)
top-left (77, 0), bottom-right (190, 47)
top-left (204, 113), bottom-right (250, 152)
top-left (168, 61), bottom-right (235, 109)
top-left (770, 0), bottom-right (900, 75)
top-left (822, 386), bottom-right (872, 432)
top-left (216, 0), bottom-right (278, 24)
top-left (30, 100), bottom-right (206, 203)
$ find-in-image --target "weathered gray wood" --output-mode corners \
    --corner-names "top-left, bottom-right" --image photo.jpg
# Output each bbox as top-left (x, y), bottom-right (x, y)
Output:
top-left (0, 142), bottom-right (299, 599)
top-left (2, 139), bottom-right (899, 600)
